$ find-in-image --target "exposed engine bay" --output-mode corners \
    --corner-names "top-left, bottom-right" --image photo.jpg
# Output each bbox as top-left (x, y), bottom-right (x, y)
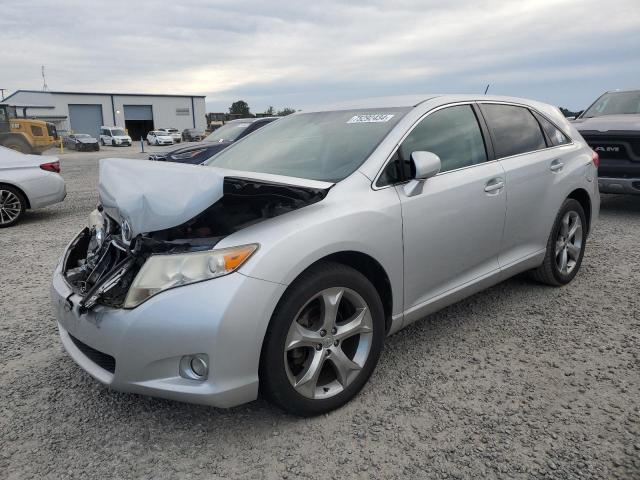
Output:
top-left (63, 176), bottom-right (329, 312)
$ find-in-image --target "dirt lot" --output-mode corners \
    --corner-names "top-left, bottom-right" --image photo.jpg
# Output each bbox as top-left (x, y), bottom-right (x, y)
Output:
top-left (1, 150), bottom-right (639, 480)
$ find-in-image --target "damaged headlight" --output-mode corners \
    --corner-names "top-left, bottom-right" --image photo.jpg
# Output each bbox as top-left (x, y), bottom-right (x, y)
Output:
top-left (124, 244), bottom-right (258, 308)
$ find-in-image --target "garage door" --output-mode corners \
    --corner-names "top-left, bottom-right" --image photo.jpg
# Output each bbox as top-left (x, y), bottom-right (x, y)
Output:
top-left (124, 105), bottom-right (153, 121)
top-left (68, 104), bottom-right (103, 136)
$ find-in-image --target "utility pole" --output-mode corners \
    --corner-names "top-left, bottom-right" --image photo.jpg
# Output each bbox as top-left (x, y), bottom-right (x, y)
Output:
top-left (41, 66), bottom-right (49, 92)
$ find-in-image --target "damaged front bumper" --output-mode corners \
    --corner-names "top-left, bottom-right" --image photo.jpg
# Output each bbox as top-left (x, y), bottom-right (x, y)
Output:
top-left (51, 241), bottom-right (287, 408)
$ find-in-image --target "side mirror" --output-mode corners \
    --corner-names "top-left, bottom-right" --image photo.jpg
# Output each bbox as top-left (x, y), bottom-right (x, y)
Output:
top-left (404, 151), bottom-right (441, 197)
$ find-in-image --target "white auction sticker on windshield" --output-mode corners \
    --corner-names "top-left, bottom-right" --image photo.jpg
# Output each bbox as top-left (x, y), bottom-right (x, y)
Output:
top-left (347, 114), bottom-right (395, 124)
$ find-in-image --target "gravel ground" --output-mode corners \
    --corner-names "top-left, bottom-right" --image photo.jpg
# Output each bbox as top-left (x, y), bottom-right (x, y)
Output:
top-left (1, 150), bottom-right (639, 480)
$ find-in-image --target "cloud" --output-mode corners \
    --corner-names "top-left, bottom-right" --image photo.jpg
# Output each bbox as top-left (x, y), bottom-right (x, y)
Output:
top-left (0, 0), bottom-right (638, 111)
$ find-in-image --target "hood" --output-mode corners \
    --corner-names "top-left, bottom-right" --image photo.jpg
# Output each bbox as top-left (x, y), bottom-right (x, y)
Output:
top-left (166, 140), bottom-right (232, 155)
top-left (97, 158), bottom-right (333, 238)
top-left (573, 114), bottom-right (640, 132)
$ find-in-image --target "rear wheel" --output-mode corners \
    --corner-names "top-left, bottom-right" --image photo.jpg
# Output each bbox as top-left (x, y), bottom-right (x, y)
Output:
top-left (530, 198), bottom-right (586, 286)
top-left (260, 262), bottom-right (385, 416)
top-left (0, 185), bottom-right (26, 228)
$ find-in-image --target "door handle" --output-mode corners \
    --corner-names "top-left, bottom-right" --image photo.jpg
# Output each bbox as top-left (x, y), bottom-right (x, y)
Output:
top-left (550, 160), bottom-right (564, 172)
top-left (484, 179), bottom-right (505, 193)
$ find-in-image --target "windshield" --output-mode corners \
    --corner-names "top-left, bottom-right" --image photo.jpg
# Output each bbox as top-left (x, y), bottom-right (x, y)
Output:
top-left (75, 134), bottom-right (90, 138)
top-left (583, 91), bottom-right (640, 118)
top-left (112, 129), bottom-right (126, 136)
top-left (204, 108), bottom-right (409, 182)
top-left (204, 122), bottom-right (252, 142)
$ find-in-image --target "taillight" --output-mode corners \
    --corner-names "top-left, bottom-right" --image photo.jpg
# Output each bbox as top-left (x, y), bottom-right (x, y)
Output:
top-left (40, 161), bottom-right (61, 173)
top-left (591, 150), bottom-right (600, 169)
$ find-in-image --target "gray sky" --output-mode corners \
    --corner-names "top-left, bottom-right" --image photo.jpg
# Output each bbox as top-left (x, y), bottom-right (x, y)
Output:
top-left (1, 0), bottom-right (638, 113)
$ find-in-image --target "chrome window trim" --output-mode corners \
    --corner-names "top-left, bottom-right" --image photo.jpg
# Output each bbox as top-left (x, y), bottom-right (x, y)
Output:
top-left (372, 100), bottom-right (575, 190)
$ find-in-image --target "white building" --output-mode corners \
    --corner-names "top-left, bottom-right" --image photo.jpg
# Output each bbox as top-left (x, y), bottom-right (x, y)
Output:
top-left (3, 90), bottom-right (207, 140)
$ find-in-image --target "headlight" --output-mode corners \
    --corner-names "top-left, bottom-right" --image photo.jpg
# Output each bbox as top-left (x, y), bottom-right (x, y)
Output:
top-left (124, 243), bottom-right (258, 308)
top-left (171, 148), bottom-right (207, 160)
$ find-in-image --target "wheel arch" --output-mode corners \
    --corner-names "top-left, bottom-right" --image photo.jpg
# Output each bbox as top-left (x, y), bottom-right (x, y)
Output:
top-left (276, 250), bottom-right (394, 334)
top-left (567, 188), bottom-right (591, 235)
top-left (0, 182), bottom-right (31, 209)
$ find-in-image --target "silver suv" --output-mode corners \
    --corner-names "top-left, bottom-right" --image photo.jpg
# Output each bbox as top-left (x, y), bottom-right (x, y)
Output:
top-left (52, 94), bottom-right (599, 416)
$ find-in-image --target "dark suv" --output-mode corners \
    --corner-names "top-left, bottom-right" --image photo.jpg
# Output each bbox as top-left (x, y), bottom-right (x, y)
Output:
top-left (150, 117), bottom-right (278, 164)
top-left (572, 89), bottom-right (640, 194)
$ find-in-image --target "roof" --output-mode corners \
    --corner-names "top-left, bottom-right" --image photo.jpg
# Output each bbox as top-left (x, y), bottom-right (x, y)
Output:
top-left (305, 94), bottom-right (556, 112)
top-left (4, 90), bottom-right (206, 101)
top-left (227, 116), bottom-right (279, 123)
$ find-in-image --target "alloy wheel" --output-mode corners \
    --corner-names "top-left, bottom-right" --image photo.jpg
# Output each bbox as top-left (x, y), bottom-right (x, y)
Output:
top-left (0, 189), bottom-right (22, 225)
top-left (284, 287), bottom-right (373, 400)
top-left (555, 210), bottom-right (583, 275)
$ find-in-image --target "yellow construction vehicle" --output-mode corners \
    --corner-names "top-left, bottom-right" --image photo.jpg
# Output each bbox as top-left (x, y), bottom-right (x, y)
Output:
top-left (0, 104), bottom-right (58, 154)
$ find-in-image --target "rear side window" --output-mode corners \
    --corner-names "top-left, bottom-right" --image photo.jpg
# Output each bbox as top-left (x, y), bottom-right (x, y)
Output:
top-left (533, 112), bottom-right (571, 146)
top-left (31, 125), bottom-right (43, 136)
top-left (481, 104), bottom-right (546, 158)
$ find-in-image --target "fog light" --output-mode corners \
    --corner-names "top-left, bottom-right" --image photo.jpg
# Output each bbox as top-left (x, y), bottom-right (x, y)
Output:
top-left (179, 354), bottom-right (209, 381)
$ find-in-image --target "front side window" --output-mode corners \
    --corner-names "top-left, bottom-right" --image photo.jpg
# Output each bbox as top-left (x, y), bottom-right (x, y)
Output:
top-left (533, 112), bottom-right (571, 147)
top-left (481, 104), bottom-right (546, 159)
top-left (205, 108), bottom-right (409, 182)
top-left (31, 125), bottom-right (43, 136)
top-left (378, 105), bottom-right (487, 185)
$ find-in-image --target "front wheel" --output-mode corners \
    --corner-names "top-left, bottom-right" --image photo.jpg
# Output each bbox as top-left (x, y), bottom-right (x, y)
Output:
top-left (530, 198), bottom-right (587, 286)
top-left (260, 262), bottom-right (385, 416)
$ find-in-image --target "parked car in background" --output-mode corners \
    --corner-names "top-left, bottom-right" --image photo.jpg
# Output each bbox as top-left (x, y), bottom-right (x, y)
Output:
top-left (572, 89), bottom-right (640, 194)
top-left (157, 128), bottom-right (182, 143)
top-left (149, 117), bottom-right (277, 164)
top-left (52, 94), bottom-right (598, 415)
top-left (182, 128), bottom-right (205, 142)
top-left (0, 146), bottom-right (66, 227)
top-left (99, 126), bottom-right (132, 147)
top-left (63, 134), bottom-right (100, 151)
top-left (146, 131), bottom-right (174, 146)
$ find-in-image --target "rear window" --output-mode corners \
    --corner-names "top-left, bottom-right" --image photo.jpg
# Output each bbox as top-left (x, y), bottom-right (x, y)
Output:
top-left (481, 104), bottom-right (546, 158)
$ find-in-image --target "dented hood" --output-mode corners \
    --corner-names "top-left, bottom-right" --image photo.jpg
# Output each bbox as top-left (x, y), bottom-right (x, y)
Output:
top-left (98, 158), bottom-right (333, 237)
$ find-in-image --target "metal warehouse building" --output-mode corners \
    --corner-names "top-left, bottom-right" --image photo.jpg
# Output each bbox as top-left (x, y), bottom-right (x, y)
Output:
top-left (3, 90), bottom-right (207, 140)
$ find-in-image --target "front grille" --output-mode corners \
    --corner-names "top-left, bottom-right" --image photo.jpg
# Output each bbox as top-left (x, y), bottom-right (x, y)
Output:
top-left (69, 334), bottom-right (116, 373)
top-left (581, 133), bottom-right (640, 161)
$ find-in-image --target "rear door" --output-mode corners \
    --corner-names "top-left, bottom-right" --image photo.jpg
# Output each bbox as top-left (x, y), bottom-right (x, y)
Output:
top-left (479, 103), bottom-right (571, 267)
top-left (390, 104), bottom-right (507, 312)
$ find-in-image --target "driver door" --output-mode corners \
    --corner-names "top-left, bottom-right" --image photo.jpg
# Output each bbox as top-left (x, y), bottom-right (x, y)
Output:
top-left (391, 104), bottom-right (507, 321)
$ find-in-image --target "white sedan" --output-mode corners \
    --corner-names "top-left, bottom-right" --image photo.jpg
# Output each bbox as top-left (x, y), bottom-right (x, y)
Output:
top-left (146, 131), bottom-right (174, 146)
top-left (0, 146), bottom-right (66, 227)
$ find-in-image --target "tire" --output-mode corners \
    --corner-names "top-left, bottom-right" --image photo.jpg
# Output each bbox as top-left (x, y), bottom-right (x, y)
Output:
top-left (101, 139), bottom-right (105, 146)
top-left (260, 262), bottom-right (385, 416)
top-left (2, 136), bottom-right (32, 154)
top-left (111, 140), bottom-right (116, 147)
top-left (530, 198), bottom-right (587, 286)
top-left (0, 185), bottom-right (26, 228)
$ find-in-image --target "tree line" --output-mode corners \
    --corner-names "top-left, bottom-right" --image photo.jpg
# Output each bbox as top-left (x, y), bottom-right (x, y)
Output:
top-left (229, 100), bottom-right (296, 117)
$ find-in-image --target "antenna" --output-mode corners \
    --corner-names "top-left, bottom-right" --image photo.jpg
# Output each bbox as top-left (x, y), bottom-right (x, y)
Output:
top-left (41, 65), bottom-right (49, 91)
top-left (484, 84), bottom-right (490, 95)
